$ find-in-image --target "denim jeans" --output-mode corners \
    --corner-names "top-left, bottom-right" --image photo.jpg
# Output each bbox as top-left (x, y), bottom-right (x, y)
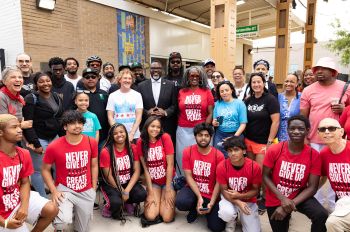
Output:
top-left (30, 137), bottom-right (57, 198)
top-left (213, 130), bottom-right (243, 158)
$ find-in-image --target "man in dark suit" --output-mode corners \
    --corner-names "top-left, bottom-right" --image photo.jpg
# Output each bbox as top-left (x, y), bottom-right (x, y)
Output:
top-left (138, 60), bottom-right (178, 143)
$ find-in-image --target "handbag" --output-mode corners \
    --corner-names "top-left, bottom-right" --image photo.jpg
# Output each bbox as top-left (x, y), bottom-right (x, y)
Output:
top-left (172, 162), bottom-right (186, 191)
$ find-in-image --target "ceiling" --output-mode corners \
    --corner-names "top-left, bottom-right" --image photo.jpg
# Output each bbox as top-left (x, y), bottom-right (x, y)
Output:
top-left (127, 0), bottom-right (304, 39)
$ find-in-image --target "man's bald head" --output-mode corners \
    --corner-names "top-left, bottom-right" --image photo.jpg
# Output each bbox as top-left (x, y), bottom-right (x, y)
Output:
top-left (318, 118), bottom-right (341, 128)
top-left (318, 118), bottom-right (344, 145)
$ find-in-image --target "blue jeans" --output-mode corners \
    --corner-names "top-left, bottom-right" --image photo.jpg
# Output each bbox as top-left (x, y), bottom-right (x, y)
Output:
top-left (213, 130), bottom-right (242, 158)
top-left (30, 137), bottom-right (57, 198)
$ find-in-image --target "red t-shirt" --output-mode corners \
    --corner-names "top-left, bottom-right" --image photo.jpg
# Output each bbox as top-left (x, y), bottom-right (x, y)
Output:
top-left (177, 88), bottom-right (214, 127)
top-left (0, 148), bottom-right (34, 219)
top-left (182, 145), bottom-right (224, 199)
top-left (339, 106), bottom-right (350, 138)
top-left (320, 141), bottom-right (350, 199)
top-left (216, 158), bottom-right (262, 203)
top-left (136, 133), bottom-right (174, 186)
top-left (264, 142), bottom-right (321, 207)
top-left (43, 135), bottom-right (98, 192)
top-left (100, 145), bottom-right (138, 185)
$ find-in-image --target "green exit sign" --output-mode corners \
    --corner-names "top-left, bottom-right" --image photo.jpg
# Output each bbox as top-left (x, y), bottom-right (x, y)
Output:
top-left (236, 25), bottom-right (259, 38)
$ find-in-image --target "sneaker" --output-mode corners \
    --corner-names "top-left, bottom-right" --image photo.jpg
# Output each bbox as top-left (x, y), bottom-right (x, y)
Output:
top-left (225, 219), bottom-right (236, 232)
top-left (94, 203), bottom-right (100, 210)
top-left (102, 206), bottom-right (112, 218)
top-left (258, 197), bottom-right (266, 215)
top-left (124, 203), bottom-right (135, 215)
top-left (186, 209), bottom-right (198, 223)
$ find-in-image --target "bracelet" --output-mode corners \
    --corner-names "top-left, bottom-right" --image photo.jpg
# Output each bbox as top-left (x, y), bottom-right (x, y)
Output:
top-left (122, 191), bottom-right (129, 196)
top-left (4, 219), bottom-right (8, 229)
top-left (267, 140), bottom-right (273, 145)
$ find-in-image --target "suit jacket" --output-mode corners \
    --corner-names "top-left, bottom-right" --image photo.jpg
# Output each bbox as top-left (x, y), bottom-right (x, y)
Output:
top-left (138, 78), bottom-right (178, 141)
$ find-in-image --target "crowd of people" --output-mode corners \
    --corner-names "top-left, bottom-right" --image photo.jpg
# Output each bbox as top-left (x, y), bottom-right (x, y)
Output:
top-left (0, 51), bottom-right (349, 232)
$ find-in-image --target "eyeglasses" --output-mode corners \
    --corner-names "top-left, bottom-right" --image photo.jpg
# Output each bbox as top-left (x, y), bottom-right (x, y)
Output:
top-left (76, 89), bottom-right (91, 94)
top-left (212, 75), bottom-right (221, 79)
top-left (317, 126), bottom-right (341, 133)
top-left (83, 75), bottom-right (97, 79)
top-left (170, 60), bottom-right (181, 64)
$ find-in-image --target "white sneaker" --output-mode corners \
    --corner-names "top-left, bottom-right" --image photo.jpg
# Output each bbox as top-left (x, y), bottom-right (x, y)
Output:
top-left (225, 219), bottom-right (236, 232)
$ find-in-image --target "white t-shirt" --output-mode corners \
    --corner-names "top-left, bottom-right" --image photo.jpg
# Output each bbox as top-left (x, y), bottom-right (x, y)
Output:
top-left (64, 74), bottom-right (82, 90)
top-left (100, 76), bottom-right (112, 92)
top-left (106, 89), bottom-right (143, 138)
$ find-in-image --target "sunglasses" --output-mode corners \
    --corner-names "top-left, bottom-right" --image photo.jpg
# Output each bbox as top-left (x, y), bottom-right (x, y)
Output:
top-left (170, 60), bottom-right (181, 64)
top-left (84, 75), bottom-right (97, 79)
top-left (212, 75), bottom-right (221, 79)
top-left (76, 89), bottom-right (91, 94)
top-left (317, 126), bottom-right (341, 133)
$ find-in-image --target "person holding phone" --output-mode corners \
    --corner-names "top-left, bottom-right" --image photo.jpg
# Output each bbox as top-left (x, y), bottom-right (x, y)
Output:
top-left (175, 123), bottom-right (225, 232)
top-left (212, 81), bottom-right (247, 157)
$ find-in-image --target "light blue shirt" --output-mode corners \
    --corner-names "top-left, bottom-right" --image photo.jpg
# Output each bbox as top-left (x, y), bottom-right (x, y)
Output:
top-left (82, 111), bottom-right (101, 138)
top-left (213, 99), bottom-right (247, 133)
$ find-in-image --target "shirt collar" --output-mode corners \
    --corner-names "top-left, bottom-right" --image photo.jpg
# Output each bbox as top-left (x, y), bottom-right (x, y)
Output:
top-left (151, 77), bottom-right (162, 83)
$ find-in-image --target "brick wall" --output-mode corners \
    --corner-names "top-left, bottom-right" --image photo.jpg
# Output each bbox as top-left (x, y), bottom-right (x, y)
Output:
top-left (21, 0), bottom-right (118, 73)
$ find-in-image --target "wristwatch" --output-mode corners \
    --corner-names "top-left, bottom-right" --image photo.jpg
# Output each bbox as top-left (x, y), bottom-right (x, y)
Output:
top-left (267, 140), bottom-right (273, 145)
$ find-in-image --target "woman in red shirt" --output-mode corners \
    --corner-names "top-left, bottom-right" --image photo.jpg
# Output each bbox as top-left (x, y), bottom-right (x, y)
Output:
top-left (99, 123), bottom-right (146, 220)
top-left (176, 66), bottom-right (214, 173)
top-left (137, 116), bottom-right (176, 223)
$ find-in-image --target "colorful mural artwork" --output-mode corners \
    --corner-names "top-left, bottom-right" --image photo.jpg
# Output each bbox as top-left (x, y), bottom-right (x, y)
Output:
top-left (117, 9), bottom-right (146, 66)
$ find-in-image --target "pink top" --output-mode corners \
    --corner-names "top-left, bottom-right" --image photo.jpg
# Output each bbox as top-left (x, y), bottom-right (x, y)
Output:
top-left (300, 80), bottom-right (350, 144)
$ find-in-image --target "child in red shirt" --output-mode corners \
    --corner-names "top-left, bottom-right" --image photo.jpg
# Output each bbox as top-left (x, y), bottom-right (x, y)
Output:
top-left (99, 123), bottom-right (146, 219)
top-left (263, 115), bottom-right (327, 232)
top-left (217, 136), bottom-right (262, 232)
top-left (136, 117), bottom-right (175, 223)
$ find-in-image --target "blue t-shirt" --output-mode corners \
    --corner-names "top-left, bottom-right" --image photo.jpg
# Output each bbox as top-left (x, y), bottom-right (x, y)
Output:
top-left (82, 111), bottom-right (101, 138)
top-left (277, 92), bottom-right (301, 141)
top-left (213, 99), bottom-right (247, 133)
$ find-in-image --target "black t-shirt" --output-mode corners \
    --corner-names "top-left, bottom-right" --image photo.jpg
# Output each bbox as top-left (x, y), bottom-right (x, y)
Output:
top-left (244, 93), bottom-right (279, 144)
top-left (20, 75), bottom-right (35, 98)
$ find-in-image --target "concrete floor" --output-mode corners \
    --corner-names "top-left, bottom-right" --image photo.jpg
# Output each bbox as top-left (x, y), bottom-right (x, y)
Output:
top-left (33, 201), bottom-right (312, 232)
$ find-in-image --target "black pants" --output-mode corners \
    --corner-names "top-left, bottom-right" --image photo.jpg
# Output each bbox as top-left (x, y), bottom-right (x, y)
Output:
top-left (175, 186), bottom-right (226, 232)
top-left (267, 197), bottom-right (328, 232)
top-left (101, 182), bottom-right (147, 219)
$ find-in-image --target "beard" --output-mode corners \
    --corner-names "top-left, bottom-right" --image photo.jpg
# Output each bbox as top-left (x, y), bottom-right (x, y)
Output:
top-left (67, 69), bottom-right (77, 75)
top-left (105, 72), bottom-right (114, 79)
top-left (197, 141), bottom-right (211, 148)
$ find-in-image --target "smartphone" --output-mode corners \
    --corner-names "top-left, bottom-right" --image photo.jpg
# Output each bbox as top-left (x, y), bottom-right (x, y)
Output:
top-left (217, 116), bottom-right (224, 125)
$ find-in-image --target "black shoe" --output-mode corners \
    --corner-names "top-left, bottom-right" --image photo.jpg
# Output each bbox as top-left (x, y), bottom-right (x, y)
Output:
top-left (258, 197), bottom-right (266, 215)
top-left (186, 209), bottom-right (198, 223)
top-left (94, 203), bottom-right (99, 210)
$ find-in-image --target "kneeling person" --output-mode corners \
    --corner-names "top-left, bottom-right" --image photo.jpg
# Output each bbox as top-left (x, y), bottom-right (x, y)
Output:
top-left (175, 123), bottom-right (225, 232)
top-left (100, 123), bottom-right (146, 219)
top-left (42, 111), bottom-right (98, 232)
top-left (217, 136), bottom-right (262, 232)
top-left (0, 114), bottom-right (57, 232)
top-left (263, 115), bottom-right (327, 232)
top-left (317, 118), bottom-right (350, 232)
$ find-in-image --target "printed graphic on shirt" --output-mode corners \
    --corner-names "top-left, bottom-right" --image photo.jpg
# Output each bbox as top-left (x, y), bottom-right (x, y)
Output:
top-left (148, 146), bottom-right (166, 180)
top-left (193, 160), bottom-right (211, 194)
top-left (185, 94), bottom-right (202, 121)
top-left (247, 104), bottom-right (264, 112)
top-left (2, 165), bottom-right (21, 212)
top-left (66, 150), bottom-right (89, 191)
top-left (329, 163), bottom-right (350, 198)
top-left (116, 155), bottom-right (131, 184)
top-left (83, 118), bottom-right (94, 133)
top-left (229, 177), bottom-right (248, 192)
top-left (114, 101), bottom-right (136, 132)
top-left (277, 161), bottom-right (306, 197)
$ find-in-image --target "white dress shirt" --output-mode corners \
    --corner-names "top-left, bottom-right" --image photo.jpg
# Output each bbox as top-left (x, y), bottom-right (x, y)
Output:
top-left (151, 77), bottom-right (162, 105)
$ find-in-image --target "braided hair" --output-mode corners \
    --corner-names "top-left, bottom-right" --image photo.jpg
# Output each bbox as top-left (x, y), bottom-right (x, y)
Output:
top-left (101, 123), bottom-right (134, 192)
